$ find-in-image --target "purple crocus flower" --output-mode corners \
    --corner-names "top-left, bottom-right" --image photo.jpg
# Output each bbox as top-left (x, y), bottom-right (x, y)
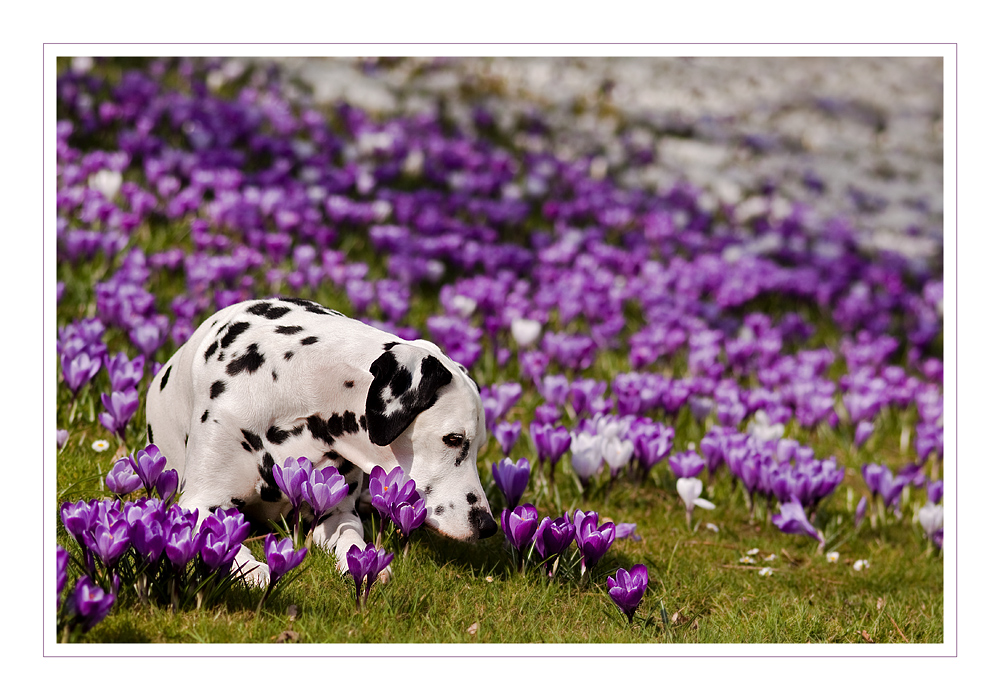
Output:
top-left (98, 387), bottom-right (140, 441)
top-left (132, 444), bottom-right (167, 493)
top-left (862, 462), bottom-right (907, 507)
top-left (165, 507), bottom-right (203, 570)
top-left (614, 522), bottom-right (641, 541)
top-left (632, 424), bottom-right (674, 477)
top-left (272, 456), bottom-right (312, 512)
top-left (607, 564), bottom-right (649, 623)
top-left (573, 510), bottom-right (616, 574)
top-left (772, 498), bottom-right (823, 543)
top-left (155, 468), bottom-right (179, 503)
top-left (199, 508), bottom-right (251, 572)
top-left (500, 504), bottom-right (539, 557)
top-left (369, 465), bottom-right (419, 518)
top-left (302, 466), bottom-right (350, 522)
top-left (62, 351), bottom-right (102, 396)
top-left (493, 420), bottom-right (521, 455)
top-left (532, 514), bottom-right (575, 565)
top-left (669, 450), bottom-right (706, 479)
top-left (106, 351), bottom-right (145, 392)
top-left (83, 505), bottom-right (131, 569)
top-left (105, 457), bottom-right (143, 495)
top-left (855, 496), bottom-right (868, 528)
top-left (263, 533), bottom-right (308, 582)
top-left (854, 420), bottom-right (875, 448)
top-left (492, 457), bottom-right (531, 509)
top-left (129, 508), bottom-right (167, 563)
top-left (390, 499), bottom-right (427, 538)
top-left (61, 499), bottom-right (97, 554)
top-left (70, 575), bottom-right (116, 631)
top-left (530, 422), bottom-right (571, 476)
top-left (927, 480), bottom-right (943, 504)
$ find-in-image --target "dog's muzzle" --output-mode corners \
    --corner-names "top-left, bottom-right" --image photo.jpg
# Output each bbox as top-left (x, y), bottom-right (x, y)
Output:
top-left (470, 507), bottom-right (498, 540)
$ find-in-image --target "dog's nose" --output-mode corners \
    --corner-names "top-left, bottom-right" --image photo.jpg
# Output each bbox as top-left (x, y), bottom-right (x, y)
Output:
top-left (471, 508), bottom-right (498, 539)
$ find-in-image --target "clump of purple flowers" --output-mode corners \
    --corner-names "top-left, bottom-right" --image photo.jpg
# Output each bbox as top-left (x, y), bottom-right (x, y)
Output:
top-left (345, 543), bottom-right (394, 611)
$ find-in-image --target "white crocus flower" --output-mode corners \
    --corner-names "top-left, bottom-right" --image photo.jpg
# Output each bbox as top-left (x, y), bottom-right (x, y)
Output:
top-left (826, 551), bottom-right (841, 564)
top-left (89, 169), bottom-right (123, 200)
top-left (918, 503), bottom-right (944, 540)
top-left (91, 439), bottom-right (110, 452)
top-left (676, 477), bottom-right (715, 527)
top-left (570, 432), bottom-right (604, 486)
top-left (510, 318), bottom-right (542, 347)
top-left (601, 435), bottom-right (634, 477)
top-left (450, 295), bottom-right (477, 318)
top-left (747, 410), bottom-right (784, 442)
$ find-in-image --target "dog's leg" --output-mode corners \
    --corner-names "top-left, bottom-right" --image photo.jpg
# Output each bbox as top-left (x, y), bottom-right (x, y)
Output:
top-left (179, 421), bottom-right (273, 588)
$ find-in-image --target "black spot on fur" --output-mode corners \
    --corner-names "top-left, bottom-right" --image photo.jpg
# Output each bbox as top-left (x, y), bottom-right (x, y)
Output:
top-left (326, 451), bottom-right (342, 462)
top-left (259, 452), bottom-right (281, 502)
top-left (266, 425), bottom-right (290, 445)
top-left (184, 434), bottom-right (188, 447)
top-left (147, 424), bottom-right (154, 443)
top-left (424, 485), bottom-right (433, 496)
top-left (248, 301), bottom-right (292, 319)
top-left (226, 343), bottom-right (265, 376)
top-left (307, 414), bottom-right (334, 444)
top-left (290, 424), bottom-right (305, 437)
top-left (348, 481), bottom-right (358, 495)
top-left (241, 441), bottom-right (253, 453)
top-left (359, 415), bottom-right (367, 432)
top-left (466, 492), bottom-right (477, 504)
top-left (210, 380), bottom-right (226, 399)
top-left (201, 410), bottom-right (209, 423)
top-left (435, 505), bottom-right (446, 515)
top-left (449, 502), bottom-right (455, 510)
top-left (455, 439), bottom-right (471, 467)
top-left (390, 366), bottom-right (413, 396)
top-left (279, 297), bottom-right (337, 316)
top-left (231, 497), bottom-right (246, 508)
top-left (217, 351), bottom-right (225, 362)
top-left (383, 341), bottom-right (399, 351)
top-left (301, 336), bottom-right (319, 346)
top-left (241, 429), bottom-right (264, 452)
top-left (220, 321), bottom-right (251, 349)
top-left (159, 366), bottom-right (172, 391)
top-left (328, 412), bottom-right (344, 437)
top-left (342, 411), bottom-right (359, 434)
top-left (204, 340), bottom-right (218, 362)
top-left (272, 370), bottom-right (278, 382)
top-left (344, 380), bottom-right (354, 388)
top-left (275, 325), bottom-right (303, 335)
top-left (284, 351), bottom-right (294, 361)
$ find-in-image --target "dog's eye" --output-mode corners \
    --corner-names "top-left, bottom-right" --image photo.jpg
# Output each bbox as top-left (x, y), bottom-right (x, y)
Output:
top-left (442, 433), bottom-right (464, 448)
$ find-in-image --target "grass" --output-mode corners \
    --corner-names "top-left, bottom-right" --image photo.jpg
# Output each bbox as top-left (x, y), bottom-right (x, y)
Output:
top-left (56, 413), bottom-right (944, 645)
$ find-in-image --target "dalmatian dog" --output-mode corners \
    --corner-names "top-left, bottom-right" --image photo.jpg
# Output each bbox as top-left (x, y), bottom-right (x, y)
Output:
top-left (146, 297), bottom-right (497, 586)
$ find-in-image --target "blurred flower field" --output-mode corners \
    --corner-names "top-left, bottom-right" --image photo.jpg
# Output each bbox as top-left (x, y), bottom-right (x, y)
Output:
top-left (53, 57), bottom-right (945, 644)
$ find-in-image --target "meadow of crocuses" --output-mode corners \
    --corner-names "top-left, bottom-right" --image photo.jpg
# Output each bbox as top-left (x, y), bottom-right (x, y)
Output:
top-left (54, 57), bottom-right (945, 644)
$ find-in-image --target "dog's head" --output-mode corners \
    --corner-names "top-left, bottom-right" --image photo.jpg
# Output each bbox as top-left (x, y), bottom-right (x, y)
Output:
top-left (364, 340), bottom-right (496, 542)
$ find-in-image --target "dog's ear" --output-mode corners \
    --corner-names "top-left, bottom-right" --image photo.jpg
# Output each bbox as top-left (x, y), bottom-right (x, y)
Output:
top-left (366, 345), bottom-right (453, 447)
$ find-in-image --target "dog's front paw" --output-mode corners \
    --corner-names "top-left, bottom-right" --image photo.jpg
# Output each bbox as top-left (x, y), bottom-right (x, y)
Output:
top-left (232, 545), bottom-right (271, 588)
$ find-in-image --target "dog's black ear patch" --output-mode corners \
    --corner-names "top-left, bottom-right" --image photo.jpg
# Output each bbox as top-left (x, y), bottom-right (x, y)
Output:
top-left (366, 349), bottom-right (452, 447)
